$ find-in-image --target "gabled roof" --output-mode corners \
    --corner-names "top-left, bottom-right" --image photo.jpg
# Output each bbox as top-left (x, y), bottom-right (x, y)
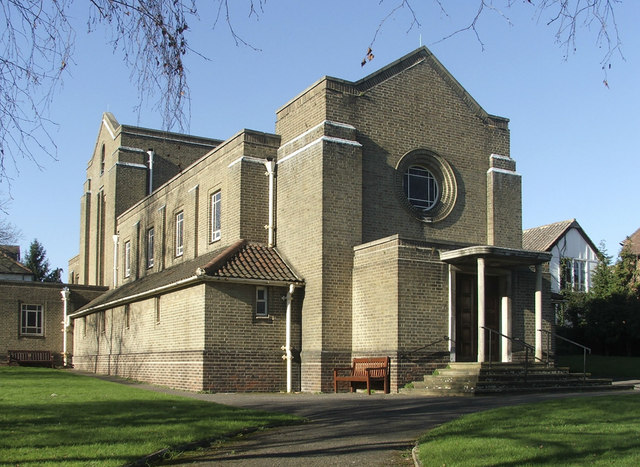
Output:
top-left (71, 240), bottom-right (303, 316)
top-left (523, 219), bottom-right (599, 255)
top-left (0, 249), bottom-right (33, 276)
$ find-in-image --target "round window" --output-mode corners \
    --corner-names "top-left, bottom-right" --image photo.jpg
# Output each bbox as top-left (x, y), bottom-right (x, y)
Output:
top-left (395, 149), bottom-right (457, 223)
top-left (404, 165), bottom-right (439, 211)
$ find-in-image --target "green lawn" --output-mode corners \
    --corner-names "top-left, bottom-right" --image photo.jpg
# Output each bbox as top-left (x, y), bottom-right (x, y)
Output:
top-left (0, 367), bottom-right (301, 466)
top-left (557, 354), bottom-right (640, 379)
top-left (416, 394), bottom-right (640, 466)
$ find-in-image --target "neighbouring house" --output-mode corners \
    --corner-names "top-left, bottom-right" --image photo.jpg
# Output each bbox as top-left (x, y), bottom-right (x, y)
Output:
top-left (69, 47), bottom-right (553, 393)
top-left (0, 246), bottom-right (107, 365)
top-left (523, 219), bottom-right (600, 295)
top-left (621, 228), bottom-right (640, 259)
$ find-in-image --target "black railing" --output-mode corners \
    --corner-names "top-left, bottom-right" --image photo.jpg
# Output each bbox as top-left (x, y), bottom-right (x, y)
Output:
top-left (539, 329), bottom-right (591, 380)
top-left (399, 336), bottom-right (452, 360)
top-left (481, 326), bottom-right (540, 382)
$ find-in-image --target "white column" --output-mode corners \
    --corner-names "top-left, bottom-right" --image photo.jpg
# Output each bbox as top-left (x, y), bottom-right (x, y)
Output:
top-left (448, 265), bottom-right (456, 362)
top-left (501, 273), bottom-right (512, 362)
top-left (535, 265), bottom-right (543, 361)
top-left (477, 257), bottom-right (486, 362)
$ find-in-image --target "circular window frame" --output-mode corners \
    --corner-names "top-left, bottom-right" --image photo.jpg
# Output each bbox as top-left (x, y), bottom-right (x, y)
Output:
top-left (396, 149), bottom-right (457, 223)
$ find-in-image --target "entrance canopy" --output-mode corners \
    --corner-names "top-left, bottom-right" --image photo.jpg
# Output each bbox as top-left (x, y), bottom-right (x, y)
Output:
top-left (440, 245), bottom-right (551, 363)
top-left (440, 245), bottom-right (551, 269)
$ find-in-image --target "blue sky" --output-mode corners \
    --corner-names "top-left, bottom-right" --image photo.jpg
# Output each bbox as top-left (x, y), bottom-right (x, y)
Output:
top-left (2, 1), bottom-right (639, 276)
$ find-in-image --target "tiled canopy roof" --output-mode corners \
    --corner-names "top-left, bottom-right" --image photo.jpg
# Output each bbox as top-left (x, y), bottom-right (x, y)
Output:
top-left (202, 240), bottom-right (302, 282)
top-left (74, 240), bottom-right (303, 315)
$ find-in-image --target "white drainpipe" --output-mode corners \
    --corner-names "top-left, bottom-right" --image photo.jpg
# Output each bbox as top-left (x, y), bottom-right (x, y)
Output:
top-left (112, 234), bottom-right (119, 287)
top-left (284, 283), bottom-right (295, 393)
top-left (61, 287), bottom-right (70, 367)
top-left (264, 157), bottom-right (276, 247)
top-left (147, 149), bottom-right (155, 195)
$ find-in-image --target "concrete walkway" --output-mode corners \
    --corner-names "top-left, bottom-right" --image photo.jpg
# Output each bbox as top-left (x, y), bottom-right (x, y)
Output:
top-left (105, 378), bottom-right (638, 467)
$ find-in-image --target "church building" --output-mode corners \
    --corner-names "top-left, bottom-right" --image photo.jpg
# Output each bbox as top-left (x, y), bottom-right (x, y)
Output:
top-left (69, 47), bottom-right (552, 393)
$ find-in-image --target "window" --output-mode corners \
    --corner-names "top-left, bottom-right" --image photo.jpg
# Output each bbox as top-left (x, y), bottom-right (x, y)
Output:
top-left (560, 258), bottom-right (587, 292)
top-left (124, 304), bottom-right (130, 329)
top-left (256, 287), bottom-right (268, 317)
top-left (100, 144), bottom-right (106, 175)
top-left (175, 211), bottom-right (184, 256)
top-left (98, 311), bottom-right (106, 335)
top-left (155, 296), bottom-right (161, 324)
top-left (20, 304), bottom-right (43, 336)
top-left (403, 165), bottom-right (439, 211)
top-left (124, 241), bottom-right (131, 277)
top-left (211, 191), bottom-right (221, 242)
top-left (147, 227), bottom-right (155, 268)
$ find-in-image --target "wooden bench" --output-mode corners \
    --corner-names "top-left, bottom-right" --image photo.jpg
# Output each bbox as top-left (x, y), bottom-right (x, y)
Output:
top-left (8, 350), bottom-right (54, 368)
top-left (333, 357), bottom-right (390, 394)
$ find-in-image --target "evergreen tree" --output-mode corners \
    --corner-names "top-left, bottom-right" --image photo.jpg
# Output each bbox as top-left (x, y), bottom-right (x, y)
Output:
top-left (24, 239), bottom-right (62, 283)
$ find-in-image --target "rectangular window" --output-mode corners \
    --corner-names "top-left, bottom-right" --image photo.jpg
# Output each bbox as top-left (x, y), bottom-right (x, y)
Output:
top-left (175, 211), bottom-right (184, 257)
top-left (124, 241), bottom-right (131, 277)
top-left (155, 296), bottom-right (161, 324)
top-left (98, 311), bottom-right (106, 335)
top-left (211, 191), bottom-right (221, 242)
top-left (124, 304), bottom-right (130, 330)
top-left (20, 304), bottom-right (43, 336)
top-left (147, 227), bottom-right (155, 268)
top-left (256, 287), bottom-right (268, 317)
top-left (573, 260), bottom-right (586, 292)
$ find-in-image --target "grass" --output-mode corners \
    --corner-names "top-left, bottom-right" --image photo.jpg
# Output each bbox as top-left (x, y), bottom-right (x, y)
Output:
top-left (557, 354), bottom-right (640, 379)
top-left (416, 394), bottom-right (640, 466)
top-left (0, 367), bottom-right (301, 466)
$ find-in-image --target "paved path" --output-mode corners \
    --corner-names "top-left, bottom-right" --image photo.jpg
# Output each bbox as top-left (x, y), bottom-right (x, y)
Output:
top-left (107, 379), bottom-right (637, 467)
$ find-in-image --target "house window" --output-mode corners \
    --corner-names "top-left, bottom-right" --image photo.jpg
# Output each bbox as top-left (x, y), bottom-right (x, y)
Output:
top-left (560, 258), bottom-right (587, 292)
top-left (20, 304), bottom-right (43, 336)
top-left (211, 191), bottom-right (221, 242)
top-left (175, 211), bottom-right (184, 257)
top-left (256, 287), bottom-right (268, 317)
top-left (124, 241), bottom-right (131, 277)
top-left (147, 227), bottom-right (155, 268)
top-left (403, 165), bottom-right (439, 211)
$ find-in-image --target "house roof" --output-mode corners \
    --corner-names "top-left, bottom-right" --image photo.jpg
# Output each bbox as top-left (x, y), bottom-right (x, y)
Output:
top-left (523, 219), bottom-right (599, 255)
top-left (71, 240), bottom-right (303, 316)
top-left (0, 249), bottom-right (33, 276)
top-left (622, 227), bottom-right (640, 255)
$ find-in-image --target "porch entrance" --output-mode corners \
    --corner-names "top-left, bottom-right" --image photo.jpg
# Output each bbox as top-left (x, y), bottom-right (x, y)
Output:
top-left (455, 273), bottom-right (500, 362)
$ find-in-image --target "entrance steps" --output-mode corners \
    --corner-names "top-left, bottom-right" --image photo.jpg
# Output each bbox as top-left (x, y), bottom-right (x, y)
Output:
top-left (400, 362), bottom-right (633, 396)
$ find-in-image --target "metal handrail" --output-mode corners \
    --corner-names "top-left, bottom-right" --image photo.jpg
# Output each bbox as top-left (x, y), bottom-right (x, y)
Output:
top-left (399, 336), bottom-right (452, 360)
top-left (539, 328), bottom-right (591, 380)
top-left (481, 326), bottom-right (540, 382)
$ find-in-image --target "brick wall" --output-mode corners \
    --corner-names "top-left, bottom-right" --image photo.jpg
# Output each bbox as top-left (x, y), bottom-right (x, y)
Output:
top-left (0, 282), bottom-right (106, 365)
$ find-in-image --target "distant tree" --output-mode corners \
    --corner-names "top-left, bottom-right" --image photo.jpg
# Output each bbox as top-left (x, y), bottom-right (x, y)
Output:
top-left (0, 195), bottom-right (21, 244)
top-left (24, 239), bottom-right (62, 283)
top-left (0, 1), bottom-right (625, 183)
